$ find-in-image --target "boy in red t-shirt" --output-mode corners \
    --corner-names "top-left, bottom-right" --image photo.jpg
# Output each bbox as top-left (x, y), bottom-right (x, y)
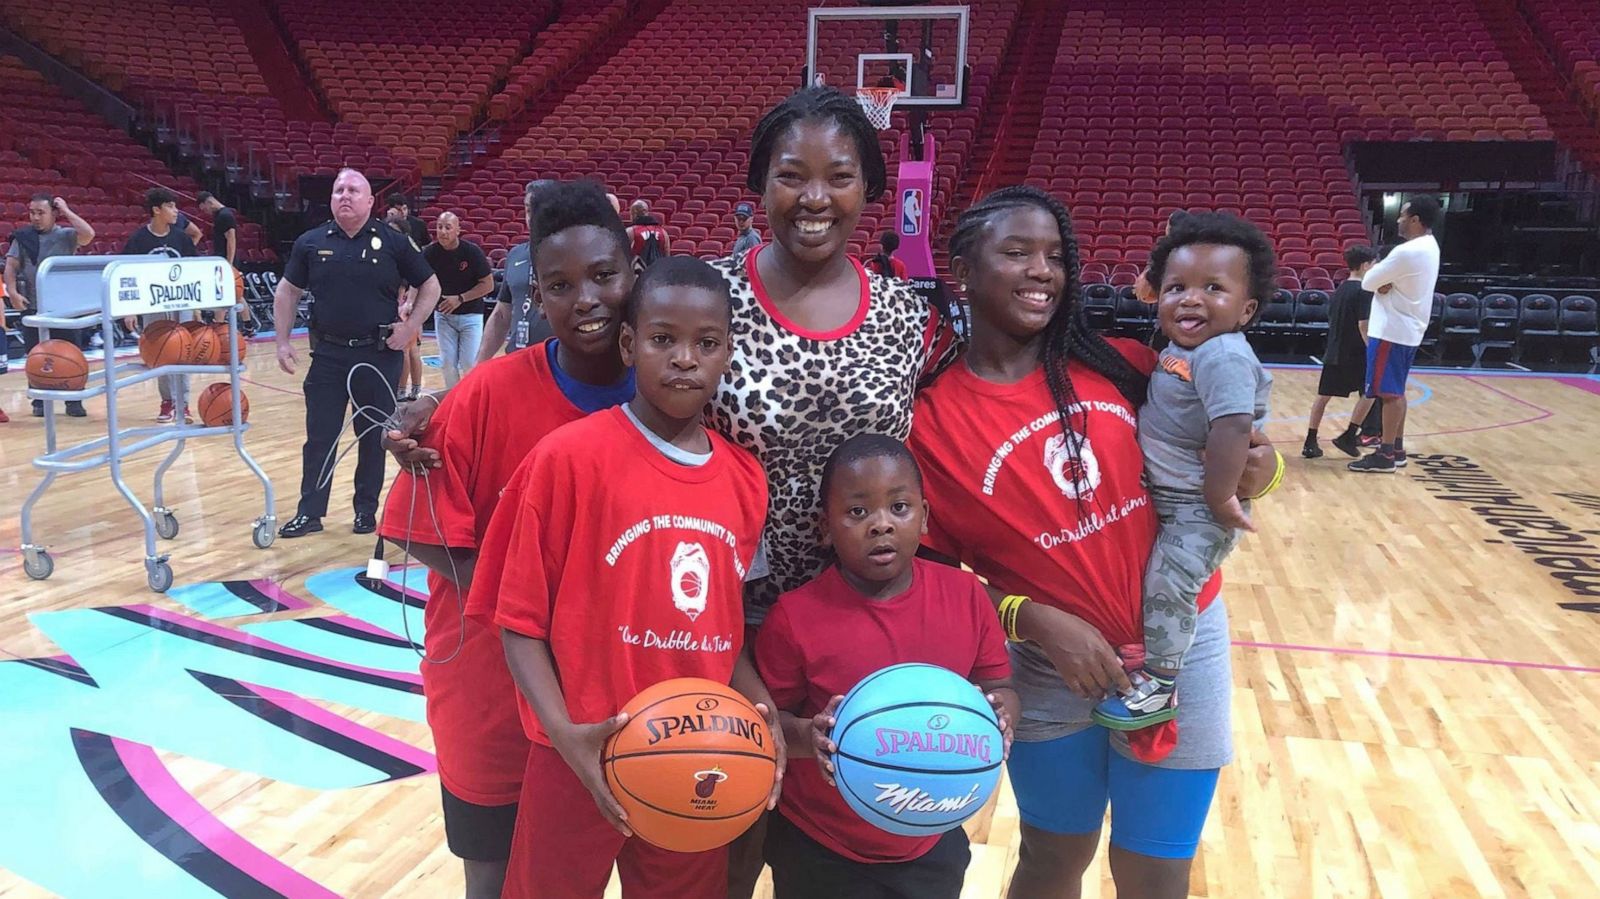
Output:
top-left (469, 257), bottom-right (782, 899)
top-left (378, 181), bottom-right (637, 899)
top-left (755, 434), bottom-right (1018, 899)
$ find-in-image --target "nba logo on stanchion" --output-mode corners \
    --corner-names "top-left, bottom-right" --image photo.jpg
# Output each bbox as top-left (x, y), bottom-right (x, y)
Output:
top-left (900, 189), bottom-right (923, 236)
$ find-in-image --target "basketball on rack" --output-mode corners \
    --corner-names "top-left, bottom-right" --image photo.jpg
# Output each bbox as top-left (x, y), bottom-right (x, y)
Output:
top-left (603, 677), bottom-right (777, 853)
top-left (180, 320), bottom-right (208, 336)
top-left (188, 324), bottom-right (225, 366)
top-left (197, 382), bottom-right (248, 426)
top-left (25, 339), bottom-right (89, 390)
top-left (139, 320), bottom-right (192, 369)
top-left (212, 323), bottom-right (246, 361)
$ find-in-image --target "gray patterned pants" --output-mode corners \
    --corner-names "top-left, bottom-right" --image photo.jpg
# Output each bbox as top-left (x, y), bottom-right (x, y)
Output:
top-left (1143, 487), bottom-right (1244, 671)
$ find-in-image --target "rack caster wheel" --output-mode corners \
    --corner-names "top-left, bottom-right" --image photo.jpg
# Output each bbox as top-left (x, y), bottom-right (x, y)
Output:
top-left (23, 549), bottom-right (53, 581)
top-left (146, 559), bottom-right (173, 593)
top-left (155, 510), bottom-right (179, 540)
top-left (252, 521), bottom-right (276, 549)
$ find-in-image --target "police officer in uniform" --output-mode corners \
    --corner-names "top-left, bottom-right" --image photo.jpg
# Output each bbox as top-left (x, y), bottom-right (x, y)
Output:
top-left (273, 168), bottom-right (440, 538)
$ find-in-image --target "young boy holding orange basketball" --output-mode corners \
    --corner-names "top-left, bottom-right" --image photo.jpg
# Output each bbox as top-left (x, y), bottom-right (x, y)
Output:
top-left (470, 257), bottom-right (782, 899)
top-left (754, 434), bottom-right (1018, 899)
top-left (377, 181), bottom-right (637, 899)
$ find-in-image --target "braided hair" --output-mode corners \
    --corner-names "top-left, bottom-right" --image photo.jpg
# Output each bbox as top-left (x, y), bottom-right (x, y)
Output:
top-left (949, 186), bottom-right (1149, 508)
top-left (747, 86), bottom-right (888, 202)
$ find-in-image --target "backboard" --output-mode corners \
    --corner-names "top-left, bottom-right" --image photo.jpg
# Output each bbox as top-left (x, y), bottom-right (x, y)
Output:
top-left (805, 5), bottom-right (969, 108)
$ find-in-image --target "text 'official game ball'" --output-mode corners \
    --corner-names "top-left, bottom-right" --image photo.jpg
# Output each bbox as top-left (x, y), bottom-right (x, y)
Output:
top-left (604, 678), bottom-right (776, 852)
top-left (831, 663), bottom-right (1003, 836)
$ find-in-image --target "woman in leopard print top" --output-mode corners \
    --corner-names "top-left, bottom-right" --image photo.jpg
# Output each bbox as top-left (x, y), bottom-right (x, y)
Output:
top-left (709, 86), bottom-right (960, 622)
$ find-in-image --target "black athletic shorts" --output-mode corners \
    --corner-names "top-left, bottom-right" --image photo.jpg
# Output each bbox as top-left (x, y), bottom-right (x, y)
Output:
top-left (440, 783), bottom-right (518, 861)
top-left (1317, 360), bottom-right (1365, 398)
top-left (764, 809), bottom-right (970, 899)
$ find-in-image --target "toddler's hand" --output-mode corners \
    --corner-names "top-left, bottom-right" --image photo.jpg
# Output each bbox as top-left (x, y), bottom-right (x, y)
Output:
top-left (810, 695), bottom-right (844, 786)
top-left (1212, 496), bottom-right (1255, 532)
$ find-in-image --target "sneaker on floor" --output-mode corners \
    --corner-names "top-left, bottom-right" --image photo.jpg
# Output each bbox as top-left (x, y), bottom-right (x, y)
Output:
top-left (156, 401), bottom-right (175, 424)
top-left (1394, 451), bottom-right (1408, 469)
top-left (1301, 438), bottom-right (1324, 459)
top-left (278, 515), bottom-right (323, 538)
top-left (0, 407), bottom-right (9, 423)
top-left (32, 400), bottom-right (44, 417)
top-left (1348, 451), bottom-right (1396, 473)
top-left (65, 401), bottom-right (86, 418)
top-left (182, 406), bottom-right (194, 425)
top-left (1092, 670), bottom-right (1177, 731)
top-left (1331, 429), bottom-right (1362, 458)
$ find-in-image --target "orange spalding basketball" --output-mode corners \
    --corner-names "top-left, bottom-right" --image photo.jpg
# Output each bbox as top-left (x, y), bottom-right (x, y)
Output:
top-left (179, 320), bottom-right (208, 336)
top-left (188, 323), bottom-right (225, 366)
top-left (211, 323), bottom-right (246, 362)
top-left (140, 321), bottom-right (192, 369)
top-left (197, 382), bottom-right (248, 426)
top-left (25, 339), bottom-right (89, 390)
top-left (604, 678), bottom-right (776, 852)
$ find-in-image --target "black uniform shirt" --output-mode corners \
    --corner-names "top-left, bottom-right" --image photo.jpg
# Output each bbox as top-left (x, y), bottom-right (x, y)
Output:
top-left (283, 217), bottom-right (434, 338)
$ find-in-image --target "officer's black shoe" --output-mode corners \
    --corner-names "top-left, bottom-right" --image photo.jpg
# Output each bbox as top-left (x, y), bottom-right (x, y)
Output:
top-left (353, 513), bottom-right (377, 534)
top-left (66, 401), bottom-right (87, 417)
top-left (279, 515), bottom-right (323, 538)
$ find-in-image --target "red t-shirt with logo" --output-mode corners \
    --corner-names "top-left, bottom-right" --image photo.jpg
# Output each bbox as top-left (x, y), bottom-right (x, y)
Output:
top-left (378, 344), bottom-right (589, 805)
top-left (472, 407), bottom-right (769, 745)
top-left (755, 559), bottom-right (1011, 864)
top-left (908, 340), bottom-right (1218, 647)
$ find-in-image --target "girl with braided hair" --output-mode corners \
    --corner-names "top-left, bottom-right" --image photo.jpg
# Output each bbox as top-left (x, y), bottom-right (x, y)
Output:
top-left (909, 186), bottom-right (1277, 898)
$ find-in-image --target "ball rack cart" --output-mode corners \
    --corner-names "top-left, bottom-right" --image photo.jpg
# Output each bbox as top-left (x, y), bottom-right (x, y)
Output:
top-left (18, 255), bottom-right (275, 593)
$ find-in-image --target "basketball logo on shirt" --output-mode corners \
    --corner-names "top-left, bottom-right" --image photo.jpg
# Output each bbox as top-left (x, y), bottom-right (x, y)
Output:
top-left (670, 542), bottom-right (711, 621)
top-left (1043, 431), bottom-right (1101, 499)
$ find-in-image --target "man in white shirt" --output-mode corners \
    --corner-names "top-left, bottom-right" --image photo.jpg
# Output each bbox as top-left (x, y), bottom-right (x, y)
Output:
top-left (1347, 195), bottom-right (1442, 473)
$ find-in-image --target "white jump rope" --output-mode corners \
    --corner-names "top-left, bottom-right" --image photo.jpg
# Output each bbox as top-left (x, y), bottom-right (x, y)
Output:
top-left (313, 361), bottom-right (465, 664)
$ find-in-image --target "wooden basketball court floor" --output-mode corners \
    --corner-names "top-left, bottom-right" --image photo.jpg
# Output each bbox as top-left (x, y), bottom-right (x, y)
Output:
top-left (2, 339), bottom-right (1598, 898)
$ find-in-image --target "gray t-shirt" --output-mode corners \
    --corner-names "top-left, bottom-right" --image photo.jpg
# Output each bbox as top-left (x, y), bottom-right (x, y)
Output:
top-left (1137, 332), bottom-right (1271, 491)
top-left (732, 228), bottom-right (761, 258)
top-left (499, 241), bottom-right (553, 352)
top-left (5, 225), bottom-right (80, 305)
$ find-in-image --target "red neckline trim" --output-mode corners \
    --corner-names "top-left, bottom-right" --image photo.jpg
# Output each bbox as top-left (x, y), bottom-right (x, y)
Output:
top-left (745, 243), bottom-right (871, 341)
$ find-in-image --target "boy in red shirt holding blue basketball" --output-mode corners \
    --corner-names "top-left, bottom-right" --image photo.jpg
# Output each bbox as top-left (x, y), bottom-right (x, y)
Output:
top-left (377, 181), bottom-right (636, 899)
top-left (468, 257), bottom-right (783, 899)
top-left (755, 434), bottom-right (1019, 899)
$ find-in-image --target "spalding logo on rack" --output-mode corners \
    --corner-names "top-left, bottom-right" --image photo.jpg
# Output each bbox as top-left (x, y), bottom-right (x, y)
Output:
top-left (643, 696), bottom-right (766, 749)
top-left (150, 263), bottom-right (204, 305)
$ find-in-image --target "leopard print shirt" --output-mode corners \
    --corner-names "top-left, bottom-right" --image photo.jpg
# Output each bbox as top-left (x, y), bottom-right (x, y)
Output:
top-left (709, 246), bottom-right (960, 622)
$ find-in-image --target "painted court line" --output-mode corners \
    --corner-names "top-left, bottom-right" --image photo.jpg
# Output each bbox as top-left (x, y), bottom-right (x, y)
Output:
top-left (1235, 640), bottom-right (1600, 675)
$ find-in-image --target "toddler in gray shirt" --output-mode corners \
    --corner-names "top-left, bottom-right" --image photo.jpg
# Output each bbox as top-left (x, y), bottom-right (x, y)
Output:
top-left (1095, 212), bottom-right (1274, 732)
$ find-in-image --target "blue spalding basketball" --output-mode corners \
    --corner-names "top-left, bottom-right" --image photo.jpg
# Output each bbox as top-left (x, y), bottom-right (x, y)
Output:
top-left (830, 662), bottom-right (1003, 836)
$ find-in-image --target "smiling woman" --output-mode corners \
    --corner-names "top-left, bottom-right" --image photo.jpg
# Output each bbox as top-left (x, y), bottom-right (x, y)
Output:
top-left (707, 86), bottom-right (960, 628)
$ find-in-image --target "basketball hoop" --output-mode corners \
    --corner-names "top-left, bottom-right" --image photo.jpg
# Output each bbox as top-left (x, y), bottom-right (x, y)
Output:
top-left (856, 87), bottom-right (901, 131)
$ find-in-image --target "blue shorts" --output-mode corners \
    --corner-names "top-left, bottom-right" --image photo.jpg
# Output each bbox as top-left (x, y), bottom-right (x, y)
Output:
top-left (1364, 338), bottom-right (1416, 399)
top-left (1006, 728), bottom-right (1220, 859)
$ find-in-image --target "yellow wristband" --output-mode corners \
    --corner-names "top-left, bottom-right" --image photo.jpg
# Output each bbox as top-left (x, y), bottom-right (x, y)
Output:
top-left (999, 594), bottom-right (1030, 643)
top-left (1248, 449), bottom-right (1286, 501)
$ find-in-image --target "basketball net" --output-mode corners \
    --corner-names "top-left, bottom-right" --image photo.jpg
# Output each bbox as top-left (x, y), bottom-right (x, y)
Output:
top-left (856, 87), bottom-right (901, 131)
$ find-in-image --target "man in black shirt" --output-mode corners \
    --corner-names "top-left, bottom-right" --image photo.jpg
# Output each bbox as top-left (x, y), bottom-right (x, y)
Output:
top-left (385, 194), bottom-right (429, 398)
top-left (197, 191), bottom-right (237, 265)
top-left (385, 194), bottom-right (430, 250)
top-left (1304, 246), bottom-right (1376, 458)
top-left (422, 212), bottom-right (494, 387)
top-left (122, 186), bottom-right (200, 423)
top-left (273, 168), bottom-right (439, 538)
top-left (198, 191), bottom-right (255, 334)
